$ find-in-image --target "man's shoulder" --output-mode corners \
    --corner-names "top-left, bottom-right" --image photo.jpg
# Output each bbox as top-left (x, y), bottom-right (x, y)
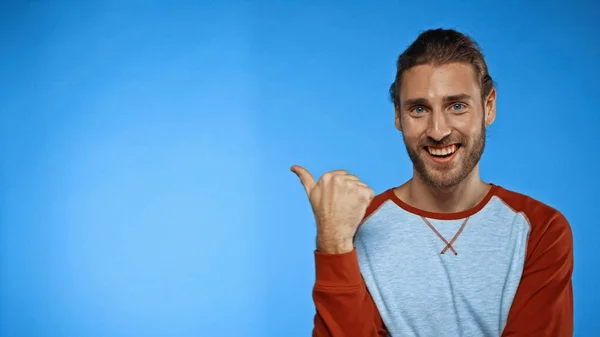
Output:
top-left (492, 184), bottom-right (570, 232)
top-left (364, 188), bottom-right (395, 219)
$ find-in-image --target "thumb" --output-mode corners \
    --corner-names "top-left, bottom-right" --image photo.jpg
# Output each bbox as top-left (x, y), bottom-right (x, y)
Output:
top-left (290, 165), bottom-right (317, 195)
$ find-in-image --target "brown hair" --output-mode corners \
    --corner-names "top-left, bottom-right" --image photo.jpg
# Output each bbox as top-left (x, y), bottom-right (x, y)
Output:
top-left (389, 28), bottom-right (494, 107)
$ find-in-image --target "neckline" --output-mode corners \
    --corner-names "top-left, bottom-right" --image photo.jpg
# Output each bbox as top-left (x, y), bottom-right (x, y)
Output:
top-left (386, 184), bottom-right (499, 220)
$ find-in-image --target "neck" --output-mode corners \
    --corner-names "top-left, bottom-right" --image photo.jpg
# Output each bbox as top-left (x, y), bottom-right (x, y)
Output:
top-left (399, 166), bottom-right (491, 214)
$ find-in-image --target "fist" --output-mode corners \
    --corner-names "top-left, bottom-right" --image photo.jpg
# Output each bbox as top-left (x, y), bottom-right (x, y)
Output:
top-left (291, 165), bottom-right (375, 254)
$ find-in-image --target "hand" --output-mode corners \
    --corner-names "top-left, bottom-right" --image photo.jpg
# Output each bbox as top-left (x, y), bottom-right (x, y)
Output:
top-left (291, 165), bottom-right (375, 254)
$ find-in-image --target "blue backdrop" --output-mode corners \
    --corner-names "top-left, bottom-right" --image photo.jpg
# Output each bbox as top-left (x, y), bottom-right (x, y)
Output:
top-left (1, 1), bottom-right (598, 336)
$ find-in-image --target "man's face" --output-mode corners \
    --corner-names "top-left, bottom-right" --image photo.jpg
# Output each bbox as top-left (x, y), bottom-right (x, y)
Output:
top-left (395, 62), bottom-right (496, 189)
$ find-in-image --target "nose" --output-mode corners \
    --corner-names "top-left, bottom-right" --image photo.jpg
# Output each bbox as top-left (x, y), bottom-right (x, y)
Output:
top-left (426, 109), bottom-right (452, 141)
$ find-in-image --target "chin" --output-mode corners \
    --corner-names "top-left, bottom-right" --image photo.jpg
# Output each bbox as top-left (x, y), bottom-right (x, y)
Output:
top-left (424, 172), bottom-right (463, 189)
top-left (419, 161), bottom-right (468, 188)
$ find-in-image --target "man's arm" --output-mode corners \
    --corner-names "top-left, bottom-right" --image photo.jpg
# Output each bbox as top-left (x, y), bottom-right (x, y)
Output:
top-left (312, 249), bottom-right (388, 337)
top-left (501, 213), bottom-right (574, 336)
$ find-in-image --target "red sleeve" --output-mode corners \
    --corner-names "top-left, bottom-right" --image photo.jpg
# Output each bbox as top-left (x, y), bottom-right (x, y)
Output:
top-left (312, 249), bottom-right (388, 337)
top-left (501, 213), bottom-right (574, 336)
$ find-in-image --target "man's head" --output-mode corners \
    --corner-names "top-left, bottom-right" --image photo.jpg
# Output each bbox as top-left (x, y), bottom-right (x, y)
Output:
top-left (390, 29), bottom-right (497, 189)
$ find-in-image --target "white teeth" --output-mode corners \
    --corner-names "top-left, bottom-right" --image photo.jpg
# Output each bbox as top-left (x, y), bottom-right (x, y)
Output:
top-left (428, 145), bottom-right (457, 156)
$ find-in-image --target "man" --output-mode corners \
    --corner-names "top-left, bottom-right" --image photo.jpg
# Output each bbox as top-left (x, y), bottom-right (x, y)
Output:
top-left (291, 29), bottom-right (573, 337)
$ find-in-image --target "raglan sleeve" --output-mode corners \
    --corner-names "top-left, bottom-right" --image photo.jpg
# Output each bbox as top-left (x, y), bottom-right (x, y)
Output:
top-left (501, 212), bottom-right (574, 337)
top-left (312, 248), bottom-right (388, 337)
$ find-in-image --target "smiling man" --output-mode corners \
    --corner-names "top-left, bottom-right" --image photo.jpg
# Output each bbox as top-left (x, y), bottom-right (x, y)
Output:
top-left (292, 29), bottom-right (573, 336)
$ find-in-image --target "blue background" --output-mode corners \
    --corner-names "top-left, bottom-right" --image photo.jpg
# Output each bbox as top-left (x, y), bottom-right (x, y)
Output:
top-left (1, 1), bottom-right (598, 336)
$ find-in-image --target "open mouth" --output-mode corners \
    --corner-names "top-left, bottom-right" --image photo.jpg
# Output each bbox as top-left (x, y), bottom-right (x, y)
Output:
top-left (425, 144), bottom-right (461, 161)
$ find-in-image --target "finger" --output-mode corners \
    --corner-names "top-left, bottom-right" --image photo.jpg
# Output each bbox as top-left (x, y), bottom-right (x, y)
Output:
top-left (355, 181), bottom-right (368, 187)
top-left (356, 184), bottom-right (375, 200)
top-left (343, 174), bottom-right (360, 181)
top-left (290, 165), bottom-right (317, 195)
top-left (328, 169), bottom-right (348, 175)
top-left (322, 170), bottom-right (348, 180)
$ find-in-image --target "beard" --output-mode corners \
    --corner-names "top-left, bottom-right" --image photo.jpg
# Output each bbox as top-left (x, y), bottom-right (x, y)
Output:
top-left (403, 122), bottom-right (486, 189)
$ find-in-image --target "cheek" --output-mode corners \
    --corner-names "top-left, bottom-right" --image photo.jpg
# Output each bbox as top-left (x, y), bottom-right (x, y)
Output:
top-left (402, 132), bottom-right (420, 148)
top-left (402, 119), bottom-right (427, 139)
top-left (453, 115), bottom-right (483, 139)
top-left (452, 115), bottom-right (475, 129)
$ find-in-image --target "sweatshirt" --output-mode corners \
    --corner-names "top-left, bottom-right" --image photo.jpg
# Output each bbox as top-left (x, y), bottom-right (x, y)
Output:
top-left (312, 184), bottom-right (573, 337)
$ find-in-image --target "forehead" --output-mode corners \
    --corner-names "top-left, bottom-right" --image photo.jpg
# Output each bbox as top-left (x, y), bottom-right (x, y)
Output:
top-left (400, 63), bottom-right (480, 103)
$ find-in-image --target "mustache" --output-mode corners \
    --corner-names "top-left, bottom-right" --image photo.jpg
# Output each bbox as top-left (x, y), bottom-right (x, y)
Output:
top-left (420, 137), bottom-right (464, 148)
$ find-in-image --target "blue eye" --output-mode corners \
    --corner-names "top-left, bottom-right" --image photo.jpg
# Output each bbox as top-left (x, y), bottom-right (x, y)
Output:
top-left (412, 106), bottom-right (425, 114)
top-left (452, 103), bottom-right (465, 111)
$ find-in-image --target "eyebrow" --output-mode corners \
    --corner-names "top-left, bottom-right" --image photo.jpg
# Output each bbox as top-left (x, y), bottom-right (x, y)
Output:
top-left (403, 93), bottom-right (473, 107)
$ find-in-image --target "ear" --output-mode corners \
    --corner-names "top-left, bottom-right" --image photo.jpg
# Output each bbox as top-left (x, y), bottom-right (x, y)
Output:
top-left (484, 87), bottom-right (497, 126)
top-left (394, 104), bottom-right (402, 132)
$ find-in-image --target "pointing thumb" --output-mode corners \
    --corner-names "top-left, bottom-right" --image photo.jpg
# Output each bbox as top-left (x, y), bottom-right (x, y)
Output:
top-left (291, 165), bottom-right (317, 195)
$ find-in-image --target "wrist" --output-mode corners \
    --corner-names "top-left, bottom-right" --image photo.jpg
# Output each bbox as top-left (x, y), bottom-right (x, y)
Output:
top-left (316, 233), bottom-right (354, 254)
